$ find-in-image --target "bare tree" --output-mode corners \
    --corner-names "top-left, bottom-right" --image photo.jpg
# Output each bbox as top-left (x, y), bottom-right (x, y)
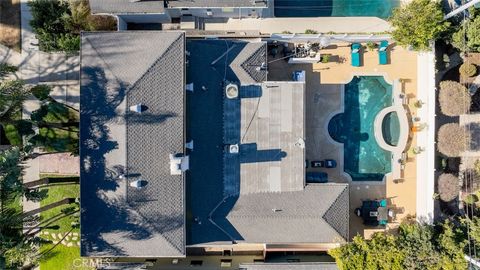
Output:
top-left (439, 80), bottom-right (471, 116)
top-left (438, 173), bottom-right (461, 202)
top-left (437, 123), bottom-right (470, 157)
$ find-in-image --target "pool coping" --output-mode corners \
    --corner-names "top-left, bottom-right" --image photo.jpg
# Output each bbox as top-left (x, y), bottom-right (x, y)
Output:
top-left (373, 79), bottom-right (409, 181)
top-left (329, 73), bottom-right (402, 184)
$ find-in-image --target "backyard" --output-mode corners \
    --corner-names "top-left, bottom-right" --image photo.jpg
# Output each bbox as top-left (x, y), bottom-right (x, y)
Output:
top-left (37, 175), bottom-right (89, 270)
top-left (0, 0), bottom-right (21, 51)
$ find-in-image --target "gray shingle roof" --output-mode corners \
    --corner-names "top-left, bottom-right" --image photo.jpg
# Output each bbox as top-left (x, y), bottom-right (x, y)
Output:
top-left (230, 43), bottom-right (267, 84)
top-left (80, 31), bottom-right (185, 257)
top-left (215, 184), bottom-right (349, 244)
top-left (89, 0), bottom-right (165, 14)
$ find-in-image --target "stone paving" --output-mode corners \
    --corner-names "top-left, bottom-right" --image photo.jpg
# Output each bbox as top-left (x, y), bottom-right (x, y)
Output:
top-left (38, 153), bottom-right (80, 175)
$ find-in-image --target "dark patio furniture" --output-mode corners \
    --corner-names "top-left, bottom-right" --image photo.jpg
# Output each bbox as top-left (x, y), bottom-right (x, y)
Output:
top-left (359, 199), bottom-right (389, 226)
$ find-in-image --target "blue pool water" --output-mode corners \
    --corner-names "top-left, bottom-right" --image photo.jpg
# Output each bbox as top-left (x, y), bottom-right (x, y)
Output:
top-left (274, 0), bottom-right (400, 18)
top-left (328, 76), bottom-right (393, 181)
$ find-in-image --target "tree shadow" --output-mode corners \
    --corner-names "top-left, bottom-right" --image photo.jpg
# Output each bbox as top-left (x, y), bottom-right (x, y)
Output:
top-left (80, 66), bottom-right (159, 256)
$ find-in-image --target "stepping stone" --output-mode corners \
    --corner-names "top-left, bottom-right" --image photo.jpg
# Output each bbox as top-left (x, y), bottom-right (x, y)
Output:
top-left (52, 241), bottom-right (58, 245)
top-left (72, 232), bottom-right (79, 236)
top-left (51, 234), bottom-right (57, 240)
top-left (57, 233), bottom-right (63, 239)
top-left (65, 236), bottom-right (71, 241)
top-left (43, 231), bottom-right (49, 235)
top-left (76, 242), bottom-right (80, 246)
top-left (72, 237), bottom-right (78, 241)
top-left (67, 242), bottom-right (73, 247)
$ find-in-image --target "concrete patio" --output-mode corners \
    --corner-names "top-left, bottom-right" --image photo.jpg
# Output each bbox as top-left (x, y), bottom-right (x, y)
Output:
top-left (268, 42), bottom-right (420, 239)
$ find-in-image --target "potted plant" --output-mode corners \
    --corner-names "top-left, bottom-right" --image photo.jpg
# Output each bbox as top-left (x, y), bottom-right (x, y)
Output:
top-left (366, 41), bottom-right (377, 51)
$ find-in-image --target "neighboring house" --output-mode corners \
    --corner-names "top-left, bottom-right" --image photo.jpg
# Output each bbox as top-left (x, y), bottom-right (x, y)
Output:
top-left (88, 0), bottom-right (268, 30)
top-left (80, 31), bottom-right (349, 258)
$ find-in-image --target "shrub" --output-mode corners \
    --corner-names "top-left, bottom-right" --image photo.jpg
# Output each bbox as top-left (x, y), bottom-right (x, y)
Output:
top-left (305, 29), bottom-right (318, 34)
top-left (390, 0), bottom-right (450, 51)
top-left (4, 124), bottom-right (22, 146)
top-left (438, 80), bottom-right (471, 116)
top-left (438, 173), bottom-right (460, 202)
top-left (29, 0), bottom-right (116, 52)
top-left (437, 123), bottom-right (470, 157)
top-left (366, 41), bottom-right (377, 51)
top-left (321, 54), bottom-right (330, 63)
top-left (31, 85), bottom-right (52, 101)
top-left (453, 16), bottom-right (480, 52)
top-left (0, 63), bottom-right (18, 77)
top-left (459, 63), bottom-right (477, 77)
top-left (465, 193), bottom-right (479, 204)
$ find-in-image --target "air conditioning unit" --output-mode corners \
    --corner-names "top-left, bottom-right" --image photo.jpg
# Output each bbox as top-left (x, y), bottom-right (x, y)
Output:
top-left (206, 10), bottom-right (213, 16)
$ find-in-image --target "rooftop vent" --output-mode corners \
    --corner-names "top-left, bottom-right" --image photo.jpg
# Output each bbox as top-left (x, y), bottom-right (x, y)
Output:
top-left (255, 62), bottom-right (267, 71)
top-left (129, 179), bottom-right (148, 189)
top-left (186, 140), bottom-right (194, 150)
top-left (186, 83), bottom-right (194, 92)
top-left (129, 103), bottom-right (146, 113)
top-left (169, 154), bottom-right (189, 175)
top-left (229, 144), bottom-right (239, 154)
top-left (225, 83), bottom-right (238, 99)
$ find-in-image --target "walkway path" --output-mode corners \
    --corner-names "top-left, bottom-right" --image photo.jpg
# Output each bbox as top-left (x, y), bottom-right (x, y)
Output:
top-left (9, 2), bottom-right (81, 267)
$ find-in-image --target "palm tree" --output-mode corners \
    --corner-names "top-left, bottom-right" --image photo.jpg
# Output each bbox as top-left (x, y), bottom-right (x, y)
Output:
top-left (0, 207), bottom-right (37, 269)
top-left (0, 147), bottom-right (24, 210)
top-left (0, 80), bottom-right (28, 123)
top-left (0, 63), bottom-right (17, 78)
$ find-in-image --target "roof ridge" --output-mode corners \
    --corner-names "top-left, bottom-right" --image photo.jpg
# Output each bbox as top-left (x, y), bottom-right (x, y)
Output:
top-left (240, 43), bottom-right (266, 82)
top-left (126, 33), bottom-right (184, 94)
top-left (84, 37), bottom-right (127, 88)
top-left (322, 185), bottom-right (349, 241)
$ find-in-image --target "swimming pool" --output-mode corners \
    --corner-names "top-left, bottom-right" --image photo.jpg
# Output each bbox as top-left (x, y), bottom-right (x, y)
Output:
top-left (274, 0), bottom-right (400, 18)
top-left (328, 76), bottom-right (393, 181)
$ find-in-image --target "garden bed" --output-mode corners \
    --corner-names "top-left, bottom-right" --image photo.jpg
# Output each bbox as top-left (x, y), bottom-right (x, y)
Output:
top-left (0, 0), bottom-right (21, 51)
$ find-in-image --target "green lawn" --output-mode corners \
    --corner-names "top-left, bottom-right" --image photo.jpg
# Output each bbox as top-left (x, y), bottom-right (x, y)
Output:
top-left (38, 176), bottom-right (91, 270)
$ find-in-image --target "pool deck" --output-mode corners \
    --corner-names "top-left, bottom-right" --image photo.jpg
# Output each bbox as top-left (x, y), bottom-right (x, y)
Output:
top-left (268, 42), bottom-right (419, 238)
top-left (205, 17), bottom-right (392, 34)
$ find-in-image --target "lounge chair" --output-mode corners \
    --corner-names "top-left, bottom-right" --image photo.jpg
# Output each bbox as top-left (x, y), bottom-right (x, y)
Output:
top-left (379, 199), bottom-right (387, 207)
top-left (379, 40), bottom-right (388, 65)
top-left (351, 43), bottom-right (361, 67)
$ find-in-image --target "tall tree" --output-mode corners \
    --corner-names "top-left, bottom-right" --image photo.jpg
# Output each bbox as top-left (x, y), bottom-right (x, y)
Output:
top-left (0, 147), bottom-right (24, 209)
top-left (329, 221), bottom-right (468, 270)
top-left (452, 14), bottom-right (480, 52)
top-left (0, 80), bottom-right (28, 123)
top-left (0, 63), bottom-right (18, 78)
top-left (390, 0), bottom-right (450, 51)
